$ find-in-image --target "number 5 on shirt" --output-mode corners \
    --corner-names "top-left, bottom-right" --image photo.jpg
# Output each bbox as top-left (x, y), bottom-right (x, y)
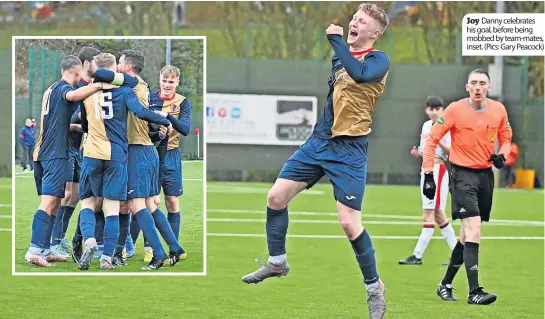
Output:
top-left (93, 91), bottom-right (114, 120)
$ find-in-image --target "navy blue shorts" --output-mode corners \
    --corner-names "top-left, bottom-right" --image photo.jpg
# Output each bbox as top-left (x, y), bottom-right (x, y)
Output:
top-left (34, 159), bottom-right (67, 198)
top-left (127, 145), bottom-right (159, 200)
top-left (79, 157), bottom-right (127, 201)
top-left (66, 150), bottom-right (81, 183)
top-left (160, 148), bottom-right (182, 197)
top-left (278, 135), bottom-right (368, 211)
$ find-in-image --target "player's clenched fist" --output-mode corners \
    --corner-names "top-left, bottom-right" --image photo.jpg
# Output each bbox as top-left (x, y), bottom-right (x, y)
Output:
top-left (326, 24), bottom-right (343, 36)
top-left (158, 125), bottom-right (168, 140)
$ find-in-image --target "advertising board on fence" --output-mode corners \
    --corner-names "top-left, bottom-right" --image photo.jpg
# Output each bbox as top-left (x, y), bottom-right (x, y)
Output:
top-left (206, 93), bottom-right (318, 146)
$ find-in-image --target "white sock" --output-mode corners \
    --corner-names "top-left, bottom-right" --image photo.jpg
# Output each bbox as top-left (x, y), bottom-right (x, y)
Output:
top-left (440, 222), bottom-right (457, 250)
top-left (84, 238), bottom-right (97, 248)
top-left (268, 254), bottom-right (287, 265)
top-left (101, 255), bottom-right (112, 263)
top-left (29, 246), bottom-right (42, 255)
top-left (413, 225), bottom-right (435, 259)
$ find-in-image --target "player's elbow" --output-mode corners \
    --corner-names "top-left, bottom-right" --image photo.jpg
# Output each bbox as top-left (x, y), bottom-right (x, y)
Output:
top-left (353, 72), bottom-right (384, 84)
top-left (64, 92), bottom-right (76, 102)
top-left (65, 91), bottom-right (83, 102)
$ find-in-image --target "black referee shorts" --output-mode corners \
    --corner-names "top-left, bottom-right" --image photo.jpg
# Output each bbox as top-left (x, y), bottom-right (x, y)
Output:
top-left (450, 164), bottom-right (495, 222)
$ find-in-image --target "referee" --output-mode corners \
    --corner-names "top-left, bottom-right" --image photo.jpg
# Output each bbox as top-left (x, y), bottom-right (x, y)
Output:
top-left (422, 69), bottom-right (512, 305)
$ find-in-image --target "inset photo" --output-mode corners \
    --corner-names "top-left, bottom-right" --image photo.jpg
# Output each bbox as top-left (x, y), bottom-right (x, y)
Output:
top-left (13, 36), bottom-right (205, 275)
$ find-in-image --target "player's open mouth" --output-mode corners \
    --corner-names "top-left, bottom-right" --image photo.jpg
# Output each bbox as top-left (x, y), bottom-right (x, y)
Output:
top-left (349, 30), bottom-right (358, 37)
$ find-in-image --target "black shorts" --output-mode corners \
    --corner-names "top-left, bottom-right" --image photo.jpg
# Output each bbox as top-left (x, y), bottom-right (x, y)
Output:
top-left (450, 164), bottom-right (495, 222)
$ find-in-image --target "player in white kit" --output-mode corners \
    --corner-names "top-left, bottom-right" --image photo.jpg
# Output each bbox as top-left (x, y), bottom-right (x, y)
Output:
top-left (399, 96), bottom-right (457, 265)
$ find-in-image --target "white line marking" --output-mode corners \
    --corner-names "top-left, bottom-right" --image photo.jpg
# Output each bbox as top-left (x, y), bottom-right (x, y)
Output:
top-left (0, 215), bottom-right (11, 219)
top-left (207, 218), bottom-right (543, 227)
top-left (14, 171), bottom-right (33, 175)
top-left (207, 233), bottom-right (545, 240)
top-left (0, 204), bottom-right (11, 208)
top-left (207, 209), bottom-right (544, 225)
top-left (206, 187), bottom-right (324, 195)
top-left (0, 228), bottom-right (11, 232)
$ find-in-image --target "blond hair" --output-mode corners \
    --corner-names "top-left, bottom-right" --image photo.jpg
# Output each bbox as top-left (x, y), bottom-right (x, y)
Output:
top-left (94, 53), bottom-right (116, 69)
top-left (160, 65), bottom-right (180, 78)
top-left (359, 3), bottom-right (389, 33)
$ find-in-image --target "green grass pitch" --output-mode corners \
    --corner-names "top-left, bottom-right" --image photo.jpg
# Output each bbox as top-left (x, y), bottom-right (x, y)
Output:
top-left (13, 161), bottom-right (204, 274)
top-left (1, 176), bottom-right (543, 318)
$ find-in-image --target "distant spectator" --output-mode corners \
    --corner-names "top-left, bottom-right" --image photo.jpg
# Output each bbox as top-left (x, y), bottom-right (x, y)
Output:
top-left (502, 141), bottom-right (519, 188)
top-left (19, 118), bottom-right (35, 172)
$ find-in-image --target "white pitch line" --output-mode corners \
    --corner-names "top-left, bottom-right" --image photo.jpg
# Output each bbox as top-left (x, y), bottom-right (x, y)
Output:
top-left (0, 215), bottom-right (11, 219)
top-left (14, 171), bottom-right (32, 175)
top-left (207, 218), bottom-right (543, 227)
top-left (0, 228), bottom-right (11, 232)
top-left (0, 204), bottom-right (11, 208)
top-left (208, 233), bottom-right (545, 240)
top-left (206, 187), bottom-right (325, 195)
top-left (208, 209), bottom-right (420, 219)
top-left (207, 209), bottom-right (545, 226)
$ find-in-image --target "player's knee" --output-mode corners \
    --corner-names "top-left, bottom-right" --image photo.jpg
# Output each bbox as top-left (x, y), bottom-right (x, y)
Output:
top-left (39, 195), bottom-right (59, 215)
top-left (80, 197), bottom-right (96, 211)
top-left (465, 229), bottom-right (481, 242)
top-left (462, 217), bottom-right (481, 242)
top-left (104, 210), bottom-right (119, 217)
top-left (339, 218), bottom-right (361, 239)
top-left (153, 195), bottom-right (161, 207)
top-left (339, 218), bottom-right (351, 233)
top-left (267, 189), bottom-right (288, 210)
top-left (128, 199), bottom-right (145, 214)
top-left (422, 209), bottom-right (435, 223)
top-left (434, 209), bottom-right (448, 224)
top-left (338, 211), bottom-right (361, 239)
top-left (165, 196), bottom-right (178, 211)
top-left (145, 197), bottom-right (158, 212)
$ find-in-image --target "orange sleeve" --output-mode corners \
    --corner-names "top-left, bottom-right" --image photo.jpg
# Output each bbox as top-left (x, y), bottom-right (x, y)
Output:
top-left (497, 106), bottom-right (512, 157)
top-left (423, 104), bottom-right (456, 173)
top-left (512, 144), bottom-right (520, 156)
